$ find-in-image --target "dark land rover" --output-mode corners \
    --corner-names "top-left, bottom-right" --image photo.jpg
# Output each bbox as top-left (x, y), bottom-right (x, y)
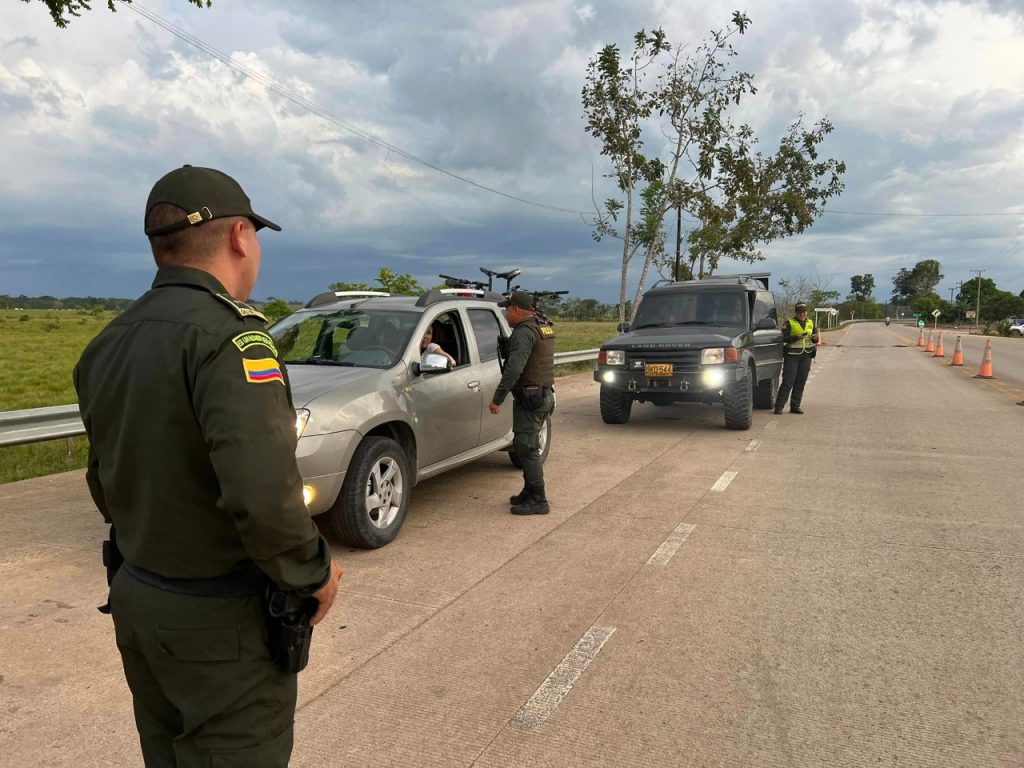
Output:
top-left (594, 273), bottom-right (784, 430)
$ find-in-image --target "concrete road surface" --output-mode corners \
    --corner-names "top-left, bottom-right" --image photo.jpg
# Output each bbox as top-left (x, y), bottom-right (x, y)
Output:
top-left (1, 322), bottom-right (1022, 767)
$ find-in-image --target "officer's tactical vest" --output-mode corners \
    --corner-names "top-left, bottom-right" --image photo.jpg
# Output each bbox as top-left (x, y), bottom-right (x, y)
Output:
top-left (520, 318), bottom-right (556, 387)
top-left (785, 317), bottom-right (815, 354)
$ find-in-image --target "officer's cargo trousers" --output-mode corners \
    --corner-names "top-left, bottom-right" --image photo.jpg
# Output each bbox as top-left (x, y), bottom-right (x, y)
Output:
top-left (109, 568), bottom-right (296, 768)
top-left (775, 353), bottom-right (813, 411)
top-left (512, 388), bottom-right (554, 488)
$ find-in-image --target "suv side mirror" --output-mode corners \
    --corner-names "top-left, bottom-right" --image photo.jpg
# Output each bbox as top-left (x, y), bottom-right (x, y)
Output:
top-left (413, 354), bottom-right (452, 375)
top-left (755, 317), bottom-right (777, 330)
top-left (616, 322), bottom-right (631, 333)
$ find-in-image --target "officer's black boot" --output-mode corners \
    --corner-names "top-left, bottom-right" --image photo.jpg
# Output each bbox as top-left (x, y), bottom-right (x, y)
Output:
top-left (509, 483), bottom-right (530, 505)
top-left (511, 485), bottom-right (550, 515)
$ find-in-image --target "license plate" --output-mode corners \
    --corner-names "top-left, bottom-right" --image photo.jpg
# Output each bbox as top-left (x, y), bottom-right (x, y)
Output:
top-left (644, 363), bottom-right (673, 378)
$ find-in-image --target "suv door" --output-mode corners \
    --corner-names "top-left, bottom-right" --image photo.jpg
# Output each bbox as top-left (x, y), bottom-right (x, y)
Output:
top-left (467, 307), bottom-right (513, 445)
top-left (406, 311), bottom-right (482, 466)
top-left (751, 290), bottom-right (783, 376)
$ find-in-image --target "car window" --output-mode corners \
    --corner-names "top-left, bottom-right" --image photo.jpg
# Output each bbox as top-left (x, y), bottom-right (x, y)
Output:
top-left (753, 291), bottom-right (777, 325)
top-left (424, 311), bottom-right (470, 366)
top-left (269, 308), bottom-right (418, 368)
top-left (468, 309), bottom-right (503, 363)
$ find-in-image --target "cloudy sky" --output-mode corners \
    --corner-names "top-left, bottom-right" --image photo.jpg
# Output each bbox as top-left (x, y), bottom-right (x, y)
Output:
top-left (3, 0), bottom-right (1024, 304)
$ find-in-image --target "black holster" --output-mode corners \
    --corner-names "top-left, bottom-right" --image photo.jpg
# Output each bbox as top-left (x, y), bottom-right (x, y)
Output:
top-left (513, 385), bottom-right (546, 410)
top-left (263, 588), bottom-right (318, 674)
top-left (98, 526), bottom-right (124, 615)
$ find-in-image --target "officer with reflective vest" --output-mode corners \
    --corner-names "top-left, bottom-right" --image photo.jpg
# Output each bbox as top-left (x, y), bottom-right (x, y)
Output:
top-left (774, 301), bottom-right (819, 414)
top-left (488, 291), bottom-right (556, 514)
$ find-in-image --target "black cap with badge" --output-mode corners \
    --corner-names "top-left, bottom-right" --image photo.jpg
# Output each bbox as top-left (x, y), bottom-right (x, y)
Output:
top-left (144, 165), bottom-right (281, 237)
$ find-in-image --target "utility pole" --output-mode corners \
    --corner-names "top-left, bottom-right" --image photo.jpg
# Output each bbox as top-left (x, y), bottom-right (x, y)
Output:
top-left (972, 270), bottom-right (984, 332)
top-left (955, 281), bottom-right (963, 326)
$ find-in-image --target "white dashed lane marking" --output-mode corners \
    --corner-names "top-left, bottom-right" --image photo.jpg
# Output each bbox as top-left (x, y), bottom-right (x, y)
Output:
top-left (512, 626), bottom-right (617, 729)
top-left (646, 523), bottom-right (696, 567)
top-left (744, 439), bottom-right (761, 453)
top-left (710, 470), bottom-right (738, 493)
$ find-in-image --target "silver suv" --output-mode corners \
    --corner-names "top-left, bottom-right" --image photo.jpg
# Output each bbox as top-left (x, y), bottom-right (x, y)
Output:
top-left (268, 289), bottom-right (552, 548)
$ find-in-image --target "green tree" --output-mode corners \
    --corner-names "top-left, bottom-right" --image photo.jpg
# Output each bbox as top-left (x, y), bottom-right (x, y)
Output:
top-left (891, 260), bottom-right (942, 304)
top-left (583, 13), bottom-right (845, 322)
top-left (262, 299), bottom-right (292, 324)
top-left (24, 0), bottom-right (210, 28)
top-left (330, 267), bottom-right (423, 297)
top-left (910, 293), bottom-right (953, 320)
top-left (848, 274), bottom-right (875, 302)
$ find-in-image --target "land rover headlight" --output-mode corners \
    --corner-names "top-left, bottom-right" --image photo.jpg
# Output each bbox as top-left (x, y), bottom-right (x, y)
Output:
top-left (295, 409), bottom-right (311, 438)
top-left (701, 347), bottom-right (739, 365)
top-left (603, 349), bottom-right (625, 366)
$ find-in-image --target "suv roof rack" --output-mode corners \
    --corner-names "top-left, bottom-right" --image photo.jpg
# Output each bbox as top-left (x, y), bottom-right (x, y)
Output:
top-left (651, 272), bottom-right (771, 291)
top-left (415, 288), bottom-right (505, 308)
top-left (304, 290), bottom-right (391, 308)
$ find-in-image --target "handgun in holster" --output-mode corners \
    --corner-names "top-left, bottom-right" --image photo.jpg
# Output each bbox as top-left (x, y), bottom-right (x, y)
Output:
top-left (263, 588), bottom-right (319, 674)
top-left (98, 525), bottom-right (124, 615)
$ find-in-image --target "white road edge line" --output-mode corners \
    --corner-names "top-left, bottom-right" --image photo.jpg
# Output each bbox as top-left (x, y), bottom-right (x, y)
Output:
top-left (646, 523), bottom-right (696, 567)
top-left (710, 470), bottom-right (738, 492)
top-left (744, 439), bottom-right (761, 453)
top-left (512, 626), bottom-right (617, 729)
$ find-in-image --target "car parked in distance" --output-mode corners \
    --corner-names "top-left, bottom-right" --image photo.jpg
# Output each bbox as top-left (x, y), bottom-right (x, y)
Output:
top-left (267, 289), bottom-right (552, 549)
top-left (593, 274), bottom-right (784, 430)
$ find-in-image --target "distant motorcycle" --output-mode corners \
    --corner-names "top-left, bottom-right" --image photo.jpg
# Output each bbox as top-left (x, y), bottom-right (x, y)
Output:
top-left (885, 317), bottom-right (891, 326)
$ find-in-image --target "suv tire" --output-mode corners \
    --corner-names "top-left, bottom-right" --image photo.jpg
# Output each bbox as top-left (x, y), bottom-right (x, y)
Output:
top-left (723, 366), bottom-right (753, 430)
top-left (600, 385), bottom-right (633, 424)
top-left (508, 415), bottom-right (552, 468)
top-left (752, 369), bottom-right (780, 410)
top-left (329, 436), bottom-right (411, 549)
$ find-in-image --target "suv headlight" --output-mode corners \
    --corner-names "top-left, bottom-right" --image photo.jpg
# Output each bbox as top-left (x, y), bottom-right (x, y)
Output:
top-left (603, 349), bottom-right (625, 366)
top-left (295, 409), bottom-right (311, 438)
top-left (702, 348), bottom-right (725, 364)
top-left (701, 347), bottom-right (739, 365)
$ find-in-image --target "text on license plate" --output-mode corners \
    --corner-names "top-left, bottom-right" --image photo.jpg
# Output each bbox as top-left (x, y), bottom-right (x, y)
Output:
top-left (644, 363), bottom-right (673, 377)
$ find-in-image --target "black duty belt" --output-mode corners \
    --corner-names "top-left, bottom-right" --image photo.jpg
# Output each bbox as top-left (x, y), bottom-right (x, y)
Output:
top-left (123, 562), bottom-right (268, 598)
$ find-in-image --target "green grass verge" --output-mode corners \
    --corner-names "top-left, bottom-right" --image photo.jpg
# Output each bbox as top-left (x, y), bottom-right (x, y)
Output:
top-left (1, 313), bottom-right (618, 484)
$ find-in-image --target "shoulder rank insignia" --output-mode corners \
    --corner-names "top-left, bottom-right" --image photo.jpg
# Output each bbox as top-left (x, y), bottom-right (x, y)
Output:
top-left (215, 293), bottom-right (268, 323)
top-left (232, 331), bottom-right (278, 356)
top-left (242, 357), bottom-right (285, 385)
top-left (539, 326), bottom-right (555, 337)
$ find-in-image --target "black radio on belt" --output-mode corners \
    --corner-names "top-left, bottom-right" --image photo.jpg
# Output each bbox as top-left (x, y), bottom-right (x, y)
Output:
top-left (264, 589), bottom-right (319, 674)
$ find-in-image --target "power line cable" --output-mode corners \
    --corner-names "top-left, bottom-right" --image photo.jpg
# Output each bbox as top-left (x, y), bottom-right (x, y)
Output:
top-left (124, 3), bottom-right (1024, 223)
top-left (123, 1), bottom-right (590, 218)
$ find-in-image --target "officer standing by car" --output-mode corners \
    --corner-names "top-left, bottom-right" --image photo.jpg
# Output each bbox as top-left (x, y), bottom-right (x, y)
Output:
top-left (488, 291), bottom-right (556, 515)
top-left (774, 301), bottom-right (819, 414)
top-left (73, 165), bottom-right (343, 767)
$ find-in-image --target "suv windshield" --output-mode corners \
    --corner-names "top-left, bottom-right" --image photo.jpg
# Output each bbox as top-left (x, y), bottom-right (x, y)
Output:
top-left (633, 291), bottom-right (748, 329)
top-left (269, 307), bottom-right (419, 369)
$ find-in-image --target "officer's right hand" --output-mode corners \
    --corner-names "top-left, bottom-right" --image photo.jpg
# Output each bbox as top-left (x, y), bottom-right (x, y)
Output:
top-left (310, 560), bottom-right (343, 626)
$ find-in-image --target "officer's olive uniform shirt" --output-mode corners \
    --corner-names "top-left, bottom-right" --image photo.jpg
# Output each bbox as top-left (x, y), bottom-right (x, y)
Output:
top-left (74, 266), bottom-right (330, 593)
top-left (492, 316), bottom-right (554, 405)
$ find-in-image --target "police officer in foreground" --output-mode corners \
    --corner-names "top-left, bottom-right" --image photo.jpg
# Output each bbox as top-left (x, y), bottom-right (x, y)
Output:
top-left (774, 301), bottom-right (820, 414)
top-left (74, 165), bottom-right (343, 767)
top-left (488, 291), bottom-right (556, 515)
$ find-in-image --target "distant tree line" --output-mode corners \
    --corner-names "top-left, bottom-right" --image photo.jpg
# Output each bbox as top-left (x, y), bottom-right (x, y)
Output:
top-left (0, 295), bottom-right (134, 311)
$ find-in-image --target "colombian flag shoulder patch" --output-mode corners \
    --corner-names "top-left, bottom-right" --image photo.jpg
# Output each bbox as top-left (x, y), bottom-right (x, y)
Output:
top-left (242, 357), bottom-right (285, 385)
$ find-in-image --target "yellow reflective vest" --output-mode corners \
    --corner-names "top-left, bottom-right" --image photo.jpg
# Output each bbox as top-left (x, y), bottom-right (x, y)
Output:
top-left (785, 317), bottom-right (815, 354)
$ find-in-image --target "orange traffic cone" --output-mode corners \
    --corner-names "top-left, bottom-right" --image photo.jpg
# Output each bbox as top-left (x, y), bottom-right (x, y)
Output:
top-left (916, 328), bottom-right (925, 347)
top-left (974, 339), bottom-right (995, 379)
top-left (925, 331), bottom-right (935, 353)
top-left (949, 336), bottom-right (964, 366)
top-left (932, 332), bottom-right (944, 358)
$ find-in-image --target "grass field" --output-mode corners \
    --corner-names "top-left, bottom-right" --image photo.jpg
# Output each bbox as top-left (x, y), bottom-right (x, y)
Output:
top-left (0, 310), bottom-right (617, 484)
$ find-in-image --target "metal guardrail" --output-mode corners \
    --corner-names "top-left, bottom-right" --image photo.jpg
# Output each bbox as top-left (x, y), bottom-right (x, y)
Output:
top-left (0, 349), bottom-right (602, 448)
top-left (0, 404), bottom-right (84, 448)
